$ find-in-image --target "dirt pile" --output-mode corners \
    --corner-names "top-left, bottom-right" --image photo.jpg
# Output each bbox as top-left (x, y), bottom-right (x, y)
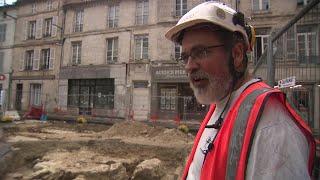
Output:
top-left (104, 121), bottom-right (164, 138)
top-left (104, 121), bottom-right (194, 147)
top-left (1, 120), bottom-right (195, 180)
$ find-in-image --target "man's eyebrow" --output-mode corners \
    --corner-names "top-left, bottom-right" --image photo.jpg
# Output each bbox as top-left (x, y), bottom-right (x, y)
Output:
top-left (182, 45), bottom-right (206, 54)
top-left (190, 45), bottom-right (206, 51)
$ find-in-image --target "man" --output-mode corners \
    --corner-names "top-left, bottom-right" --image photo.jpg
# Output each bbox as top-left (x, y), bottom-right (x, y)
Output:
top-left (165, 2), bottom-right (315, 180)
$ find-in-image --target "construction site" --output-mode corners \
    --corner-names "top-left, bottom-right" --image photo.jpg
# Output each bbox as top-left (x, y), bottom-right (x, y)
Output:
top-left (0, 0), bottom-right (319, 179)
top-left (0, 120), bottom-right (194, 179)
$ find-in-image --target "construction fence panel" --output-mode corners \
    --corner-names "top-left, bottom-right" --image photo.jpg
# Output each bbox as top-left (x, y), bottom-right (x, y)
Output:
top-left (54, 93), bottom-right (130, 119)
top-left (254, 1), bottom-right (320, 131)
top-left (150, 95), bottom-right (209, 123)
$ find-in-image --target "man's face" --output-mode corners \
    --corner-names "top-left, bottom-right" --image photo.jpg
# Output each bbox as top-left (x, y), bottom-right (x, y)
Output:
top-left (181, 27), bottom-right (233, 104)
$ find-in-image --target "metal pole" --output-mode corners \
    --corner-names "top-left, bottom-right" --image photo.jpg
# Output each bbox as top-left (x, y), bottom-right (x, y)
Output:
top-left (7, 70), bottom-right (12, 110)
top-left (267, 36), bottom-right (275, 86)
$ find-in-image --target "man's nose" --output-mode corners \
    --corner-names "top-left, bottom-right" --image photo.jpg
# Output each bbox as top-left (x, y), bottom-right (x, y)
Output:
top-left (185, 57), bottom-right (199, 73)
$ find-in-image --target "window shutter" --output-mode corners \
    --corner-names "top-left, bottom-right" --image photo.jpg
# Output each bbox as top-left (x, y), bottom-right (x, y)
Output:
top-left (24, 21), bottom-right (28, 40)
top-left (33, 49), bottom-right (40, 70)
top-left (73, 11), bottom-right (77, 32)
top-left (52, 16), bottom-right (58, 37)
top-left (0, 52), bottom-right (4, 73)
top-left (36, 18), bottom-right (43, 39)
top-left (19, 52), bottom-right (25, 71)
top-left (49, 48), bottom-right (55, 70)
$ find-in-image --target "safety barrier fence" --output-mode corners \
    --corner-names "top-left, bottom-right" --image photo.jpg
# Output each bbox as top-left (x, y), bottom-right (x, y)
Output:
top-left (252, 1), bottom-right (320, 177)
top-left (0, 90), bottom-right (209, 124)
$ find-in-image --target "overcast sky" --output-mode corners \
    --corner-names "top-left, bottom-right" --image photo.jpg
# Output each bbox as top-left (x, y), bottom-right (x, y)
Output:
top-left (1, 0), bottom-right (17, 6)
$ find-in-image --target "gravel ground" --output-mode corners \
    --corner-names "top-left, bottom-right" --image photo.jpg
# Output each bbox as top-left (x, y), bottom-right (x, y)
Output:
top-left (0, 120), bottom-right (194, 180)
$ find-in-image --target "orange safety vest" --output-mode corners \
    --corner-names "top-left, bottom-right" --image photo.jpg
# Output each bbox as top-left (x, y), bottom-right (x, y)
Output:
top-left (182, 81), bottom-right (316, 180)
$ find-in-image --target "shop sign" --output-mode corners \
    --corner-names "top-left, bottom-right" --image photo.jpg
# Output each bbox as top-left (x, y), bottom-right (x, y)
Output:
top-left (278, 76), bottom-right (296, 88)
top-left (154, 67), bottom-right (187, 79)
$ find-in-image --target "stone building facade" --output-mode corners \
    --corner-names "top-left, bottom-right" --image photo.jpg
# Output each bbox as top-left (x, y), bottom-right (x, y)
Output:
top-left (11, 0), bottom-right (63, 112)
top-left (0, 5), bottom-right (16, 110)
top-left (5, 0), bottom-right (319, 129)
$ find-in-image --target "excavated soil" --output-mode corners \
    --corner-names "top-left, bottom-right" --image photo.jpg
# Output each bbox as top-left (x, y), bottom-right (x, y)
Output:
top-left (0, 120), bottom-right (194, 180)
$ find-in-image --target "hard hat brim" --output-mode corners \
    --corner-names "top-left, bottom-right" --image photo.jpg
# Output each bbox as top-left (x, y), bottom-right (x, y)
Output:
top-left (165, 18), bottom-right (249, 46)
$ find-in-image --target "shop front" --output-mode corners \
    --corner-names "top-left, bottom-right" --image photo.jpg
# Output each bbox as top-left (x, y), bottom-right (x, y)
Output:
top-left (150, 65), bottom-right (208, 121)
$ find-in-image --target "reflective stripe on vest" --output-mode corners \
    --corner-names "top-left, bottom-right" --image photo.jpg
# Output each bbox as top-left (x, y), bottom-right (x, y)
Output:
top-left (226, 88), bottom-right (271, 179)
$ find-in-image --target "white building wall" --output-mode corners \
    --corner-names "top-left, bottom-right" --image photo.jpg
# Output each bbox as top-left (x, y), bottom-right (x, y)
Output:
top-left (0, 7), bottom-right (16, 96)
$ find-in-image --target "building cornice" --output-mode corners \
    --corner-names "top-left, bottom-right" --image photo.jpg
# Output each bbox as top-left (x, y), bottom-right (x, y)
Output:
top-left (61, 63), bottom-right (126, 69)
top-left (12, 75), bottom-right (55, 80)
top-left (13, 39), bottom-right (61, 48)
top-left (64, 22), bottom-right (177, 38)
top-left (0, 45), bottom-right (15, 49)
top-left (250, 13), bottom-right (296, 21)
top-left (16, 8), bottom-right (60, 19)
top-left (63, 0), bottom-right (108, 10)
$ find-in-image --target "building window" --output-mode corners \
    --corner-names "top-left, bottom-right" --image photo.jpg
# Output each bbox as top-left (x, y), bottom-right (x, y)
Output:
top-left (253, 35), bottom-right (269, 64)
top-left (174, 43), bottom-right (182, 60)
top-left (47, 0), bottom-right (53, 11)
top-left (25, 50), bottom-right (34, 70)
top-left (41, 49), bottom-right (50, 70)
top-left (252, 0), bottom-right (269, 11)
top-left (297, 0), bottom-right (310, 6)
top-left (286, 26), bottom-right (296, 60)
top-left (30, 84), bottom-right (42, 106)
top-left (43, 18), bottom-right (52, 37)
top-left (31, 3), bottom-right (36, 13)
top-left (68, 79), bottom-right (115, 109)
top-left (28, 21), bottom-right (36, 39)
top-left (292, 89), bottom-right (310, 120)
top-left (0, 52), bottom-right (4, 73)
top-left (106, 37), bottom-right (118, 63)
top-left (297, 27), bottom-right (318, 63)
top-left (74, 9), bottom-right (84, 32)
top-left (175, 0), bottom-right (188, 17)
top-left (134, 35), bottom-right (148, 60)
top-left (0, 24), bottom-right (6, 42)
top-left (108, 4), bottom-right (119, 28)
top-left (136, 0), bottom-right (149, 25)
top-left (160, 88), bottom-right (176, 111)
top-left (72, 42), bottom-right (82, 65)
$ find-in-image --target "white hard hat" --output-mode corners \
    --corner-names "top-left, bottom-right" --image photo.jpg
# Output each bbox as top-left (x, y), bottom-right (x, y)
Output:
top-left (165, 1), bottom-right (251, 49)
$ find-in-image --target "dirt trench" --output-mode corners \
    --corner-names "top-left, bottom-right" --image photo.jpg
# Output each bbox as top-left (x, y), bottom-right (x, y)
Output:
top-left (1, 120), bottom-right (194, 180)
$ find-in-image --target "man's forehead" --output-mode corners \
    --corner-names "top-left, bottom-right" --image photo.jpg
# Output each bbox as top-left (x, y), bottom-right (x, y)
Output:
top-left (181, 27), bottom-right (224, 50)
top-left (184, 23), bottom-right (224, 33)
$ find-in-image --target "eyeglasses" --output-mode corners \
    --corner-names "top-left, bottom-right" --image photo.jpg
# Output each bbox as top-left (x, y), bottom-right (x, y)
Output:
top-left (178, 44), bottom-right (225, 65)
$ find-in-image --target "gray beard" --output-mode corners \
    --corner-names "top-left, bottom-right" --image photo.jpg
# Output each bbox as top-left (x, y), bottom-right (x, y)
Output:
top-left (190, 71), bottom-right (233, 105)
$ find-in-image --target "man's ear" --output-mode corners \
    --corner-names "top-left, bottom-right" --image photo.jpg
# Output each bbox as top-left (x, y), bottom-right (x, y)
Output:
top-left (231, 43), bottom-right (245, 71)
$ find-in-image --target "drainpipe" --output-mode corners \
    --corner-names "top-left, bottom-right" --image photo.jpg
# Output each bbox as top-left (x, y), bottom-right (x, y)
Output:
top-left (56, 0), bottom-right (66, 110)
top-left (125, 28), bottom-right (133, 120)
